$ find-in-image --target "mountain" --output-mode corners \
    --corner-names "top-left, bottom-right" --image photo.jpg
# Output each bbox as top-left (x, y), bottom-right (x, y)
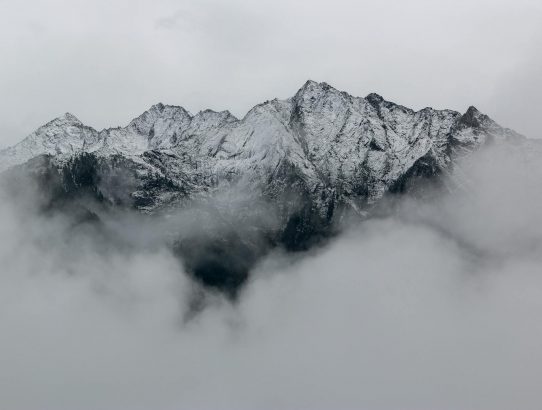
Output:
top-left (0, 81), bottom-right (533, 294)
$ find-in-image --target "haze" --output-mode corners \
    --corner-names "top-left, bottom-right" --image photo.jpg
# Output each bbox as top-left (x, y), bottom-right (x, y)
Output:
top-left (1, 140), bottom-right (542, 410)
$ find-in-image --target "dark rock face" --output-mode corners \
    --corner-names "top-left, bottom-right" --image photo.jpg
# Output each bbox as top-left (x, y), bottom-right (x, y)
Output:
top-left (389, 154), bottom-right (444, 195)
top-left (0, 149), bottom-right (437, 294)
top-left (174, 232), bottom-right (262, 297)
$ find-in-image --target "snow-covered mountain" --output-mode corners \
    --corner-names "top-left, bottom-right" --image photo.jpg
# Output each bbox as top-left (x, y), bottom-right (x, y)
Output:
top-left (0, 81), bottom-right (535, 293)
top-left (0, 81), bottom-right (526, 207)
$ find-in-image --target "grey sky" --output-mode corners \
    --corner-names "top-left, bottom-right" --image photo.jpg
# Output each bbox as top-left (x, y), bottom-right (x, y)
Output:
top-left (1, 0), bottom-right (541, 148)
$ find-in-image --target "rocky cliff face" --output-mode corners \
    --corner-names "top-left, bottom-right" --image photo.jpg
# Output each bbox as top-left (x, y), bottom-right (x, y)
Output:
top-left (0, 81), bottom-right (531, 294)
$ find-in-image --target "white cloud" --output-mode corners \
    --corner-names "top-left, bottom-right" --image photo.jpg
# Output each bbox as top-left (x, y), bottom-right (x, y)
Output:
top-left (0, 144), bottom-right (541, 409)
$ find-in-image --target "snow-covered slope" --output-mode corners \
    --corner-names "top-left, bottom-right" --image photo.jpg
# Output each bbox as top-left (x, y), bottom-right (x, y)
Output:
top-left (0, 80), bottom-right (529, 213)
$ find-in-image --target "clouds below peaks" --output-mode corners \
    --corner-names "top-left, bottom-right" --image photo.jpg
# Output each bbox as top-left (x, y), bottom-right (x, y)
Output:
top-left (0, 142), bottom-right (542, 409)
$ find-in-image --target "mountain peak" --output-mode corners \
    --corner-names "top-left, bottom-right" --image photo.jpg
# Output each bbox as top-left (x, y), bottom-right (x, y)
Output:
top-left (459, 105), bottom-right (483, 127)
top-left (150, 102), bottom-right (165, 112)
top-left (129, 103), bottom-right (192, 129)
top-left (466, 105), bottom-right (480, 115)
top-left (301, 79), bottom-right (320, 88)
top-left (297, 79), bottom-right (336, 93)
top-left (294, 80), bottom-right (343, 105)
top-left (146, 103), bottom-right (190, 116)
top-left (56, 112), bottom-right (81, 124)
top-left (365, 93), bottom-right (385, 107)
top-left (38, 112), bottom-right (83, 129)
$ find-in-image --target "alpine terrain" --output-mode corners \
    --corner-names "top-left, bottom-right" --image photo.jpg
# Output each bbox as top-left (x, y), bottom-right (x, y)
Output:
top-left (0, 80), bottom-right (535, 294)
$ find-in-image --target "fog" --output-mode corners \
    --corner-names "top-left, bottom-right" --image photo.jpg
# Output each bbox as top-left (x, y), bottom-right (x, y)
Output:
top-left (1, 143), bottom-right (542, 410)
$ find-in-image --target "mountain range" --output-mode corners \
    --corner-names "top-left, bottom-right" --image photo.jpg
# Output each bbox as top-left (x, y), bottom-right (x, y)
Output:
top-left (0, 80), bottom-right (535, 294)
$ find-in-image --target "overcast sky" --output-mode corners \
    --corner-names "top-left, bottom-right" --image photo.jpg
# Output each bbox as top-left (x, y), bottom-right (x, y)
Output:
top-left (1, 0), bottom-right (541, 148)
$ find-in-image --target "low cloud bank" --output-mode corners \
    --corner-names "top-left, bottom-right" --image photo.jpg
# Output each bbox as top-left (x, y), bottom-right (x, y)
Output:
top-left (1, 144), bottom-right (542, 410)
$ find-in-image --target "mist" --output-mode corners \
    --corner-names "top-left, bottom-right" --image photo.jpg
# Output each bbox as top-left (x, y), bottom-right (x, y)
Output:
top-left (1, 143), bottom-right (542, 410)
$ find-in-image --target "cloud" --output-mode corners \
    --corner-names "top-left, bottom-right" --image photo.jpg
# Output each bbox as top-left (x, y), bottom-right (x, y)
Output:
top-left (0, 142), bottom-right (541, 409)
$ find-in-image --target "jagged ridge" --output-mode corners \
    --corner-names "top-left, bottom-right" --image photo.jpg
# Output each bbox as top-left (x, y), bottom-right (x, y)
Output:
top-left (0, 80), bottom-right (531, 294)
